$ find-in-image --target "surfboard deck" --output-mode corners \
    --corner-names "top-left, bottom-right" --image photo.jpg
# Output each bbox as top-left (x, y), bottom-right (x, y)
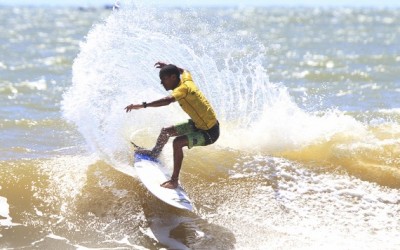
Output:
top-left (134, 153), bottom-right (193, 211)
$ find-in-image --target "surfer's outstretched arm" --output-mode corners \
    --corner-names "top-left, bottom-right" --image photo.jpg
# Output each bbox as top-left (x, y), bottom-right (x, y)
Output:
top-left (125, 62), bottom-right (182, 113)
top-left (124, 96), bottom-right (175, 112)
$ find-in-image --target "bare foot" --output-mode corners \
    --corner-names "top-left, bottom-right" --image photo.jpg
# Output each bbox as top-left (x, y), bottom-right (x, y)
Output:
top-left (160, 179), bottom-right (178, 189)
top-left (135, 149), bottom-right (159, 158)
top-left (135, 148), bottom-right (161, 158)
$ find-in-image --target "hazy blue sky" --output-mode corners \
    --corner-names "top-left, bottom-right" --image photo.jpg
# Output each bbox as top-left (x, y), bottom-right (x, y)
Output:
top-left (1, 0), bottom-right (400, 7)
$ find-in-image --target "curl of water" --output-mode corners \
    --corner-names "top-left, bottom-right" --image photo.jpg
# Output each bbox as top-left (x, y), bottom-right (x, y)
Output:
top-left (61, 1), bottom-right (370, 172)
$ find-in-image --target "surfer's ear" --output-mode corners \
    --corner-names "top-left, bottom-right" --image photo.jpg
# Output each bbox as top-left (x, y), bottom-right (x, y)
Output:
top-left (170, 74), bottom-right (179, 83)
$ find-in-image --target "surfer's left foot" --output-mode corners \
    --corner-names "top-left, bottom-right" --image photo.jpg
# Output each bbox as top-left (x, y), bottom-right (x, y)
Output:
top-left (135, 148), bottom-right (151, 154)
top-left (160, 179), bottom-right (178, 189)
top-left (133, 143), bottom-right (161, 158)
top-left (135, 149), bottom-right (157, 157)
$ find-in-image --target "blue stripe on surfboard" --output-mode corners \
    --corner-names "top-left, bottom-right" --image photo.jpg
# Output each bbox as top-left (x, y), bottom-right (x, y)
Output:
top-left (134, 153), bottom-right (159, 163)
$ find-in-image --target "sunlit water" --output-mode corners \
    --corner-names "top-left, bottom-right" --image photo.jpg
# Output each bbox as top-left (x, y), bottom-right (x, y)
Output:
top-left (1, 2), bottom-right (399, 249)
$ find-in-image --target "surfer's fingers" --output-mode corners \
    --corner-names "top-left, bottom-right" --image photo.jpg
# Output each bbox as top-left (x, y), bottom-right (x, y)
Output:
top-left (125, 104), bottom-right (141, 112)
top-left (124, 104), bottom-right (132, 111)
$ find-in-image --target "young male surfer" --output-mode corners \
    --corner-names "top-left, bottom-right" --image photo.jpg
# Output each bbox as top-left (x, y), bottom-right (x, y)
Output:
top-left (125, 62), bottom-right (220, 189)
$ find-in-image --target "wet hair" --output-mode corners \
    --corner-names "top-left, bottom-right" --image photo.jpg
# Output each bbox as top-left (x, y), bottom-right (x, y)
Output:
top-left (159, 64), bottom-right (180, 79)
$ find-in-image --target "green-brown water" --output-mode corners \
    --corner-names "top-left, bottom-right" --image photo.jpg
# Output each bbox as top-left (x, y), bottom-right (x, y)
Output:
top-left (1, 3), bottom-right (399, 249)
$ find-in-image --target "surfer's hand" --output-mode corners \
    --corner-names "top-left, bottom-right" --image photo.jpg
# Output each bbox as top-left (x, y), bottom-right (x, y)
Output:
top-left (154, 61), bottom-right (167, 68)
top-left (124, 104), bottom-right (142, 112)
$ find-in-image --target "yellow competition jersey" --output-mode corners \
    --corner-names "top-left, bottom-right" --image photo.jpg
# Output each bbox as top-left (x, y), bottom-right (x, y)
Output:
top-left (171, 71), bottom-right (217, 130)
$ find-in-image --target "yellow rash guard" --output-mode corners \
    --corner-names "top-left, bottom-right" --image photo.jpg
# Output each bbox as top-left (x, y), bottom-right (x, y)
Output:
top-left (171, 70), bottom-right (217, 130)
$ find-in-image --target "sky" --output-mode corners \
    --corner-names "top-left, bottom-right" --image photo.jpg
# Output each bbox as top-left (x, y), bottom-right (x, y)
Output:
top-left (1, 0), bottom-right (400, 7)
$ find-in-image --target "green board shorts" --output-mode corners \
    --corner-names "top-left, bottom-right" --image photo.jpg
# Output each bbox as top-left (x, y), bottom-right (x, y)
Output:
top-left (174, 119), bottom-right (220, 149)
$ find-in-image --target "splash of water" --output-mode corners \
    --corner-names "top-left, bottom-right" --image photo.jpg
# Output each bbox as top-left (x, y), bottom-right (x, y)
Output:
top-left (62, 1), bottom-right (290, 171)
top-left (61, 1), bottom-right (398, 180)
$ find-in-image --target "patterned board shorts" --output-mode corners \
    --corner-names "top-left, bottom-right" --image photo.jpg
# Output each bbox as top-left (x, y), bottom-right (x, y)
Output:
top-left (174, 119), bottom-right (220, 149)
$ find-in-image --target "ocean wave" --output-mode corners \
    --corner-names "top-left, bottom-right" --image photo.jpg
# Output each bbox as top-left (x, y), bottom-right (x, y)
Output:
top-left (0, 118), bottom-right (67, 129)
top-left (1, 150), bottom-right (399, 249)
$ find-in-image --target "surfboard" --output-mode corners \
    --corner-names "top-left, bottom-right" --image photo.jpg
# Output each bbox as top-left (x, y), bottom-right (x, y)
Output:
top-left (134, 153), bottom-right (193, 211)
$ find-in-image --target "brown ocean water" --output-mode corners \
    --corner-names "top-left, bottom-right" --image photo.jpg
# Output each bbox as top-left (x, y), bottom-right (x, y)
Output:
top-left (1, 3), bottom-right (399, 249)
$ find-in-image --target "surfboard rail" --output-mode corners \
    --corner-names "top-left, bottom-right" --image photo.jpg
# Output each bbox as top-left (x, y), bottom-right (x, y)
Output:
top-left (134, 153), bottom-right (193, 211)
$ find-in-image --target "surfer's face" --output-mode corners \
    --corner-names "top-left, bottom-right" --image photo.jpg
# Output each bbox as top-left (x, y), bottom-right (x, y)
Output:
top-left (160, 74), bottom-right (178, 90)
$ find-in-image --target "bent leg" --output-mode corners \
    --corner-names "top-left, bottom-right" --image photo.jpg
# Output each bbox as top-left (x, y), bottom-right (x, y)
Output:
top-left (161, 135), bottom-right (188, 189)
top-left (135, 126), bottom-right (177, 157)
top-left (151, 126), bottom-right (178, 157)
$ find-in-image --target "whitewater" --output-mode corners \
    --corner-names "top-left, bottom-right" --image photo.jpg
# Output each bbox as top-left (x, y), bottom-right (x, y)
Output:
top-left (1, 1), bottom-right (399, 249)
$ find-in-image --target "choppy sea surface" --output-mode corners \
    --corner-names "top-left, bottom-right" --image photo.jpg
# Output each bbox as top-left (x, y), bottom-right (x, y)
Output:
top-left (1, 2), bottom-right (399, 249)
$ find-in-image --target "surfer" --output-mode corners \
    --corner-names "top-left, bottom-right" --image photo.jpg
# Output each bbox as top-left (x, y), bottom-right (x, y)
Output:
top-left (125, 62), bottom-right (220, 189)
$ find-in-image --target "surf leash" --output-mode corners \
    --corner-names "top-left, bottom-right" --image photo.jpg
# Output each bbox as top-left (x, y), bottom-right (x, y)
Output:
top-left (131, 141), bottom-right (144, 150)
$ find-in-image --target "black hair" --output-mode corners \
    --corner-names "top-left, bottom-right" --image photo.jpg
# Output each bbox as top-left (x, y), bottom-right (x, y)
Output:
top-left (159, 64), bottom-right (180, 79)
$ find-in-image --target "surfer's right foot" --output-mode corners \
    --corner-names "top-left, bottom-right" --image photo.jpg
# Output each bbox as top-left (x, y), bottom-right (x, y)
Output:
top-left (160, 178), bottom-right (178, 189)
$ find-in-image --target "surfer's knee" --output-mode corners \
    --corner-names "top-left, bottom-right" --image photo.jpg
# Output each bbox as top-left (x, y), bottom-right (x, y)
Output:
top-left (161, 126), bottom-right (176, 137)
top-left (173, 136), bottom-right (189, 149)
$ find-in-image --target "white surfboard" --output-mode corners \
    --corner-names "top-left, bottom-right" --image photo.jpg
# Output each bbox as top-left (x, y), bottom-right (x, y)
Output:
top-left (134, 153), bottom-right (193, 211)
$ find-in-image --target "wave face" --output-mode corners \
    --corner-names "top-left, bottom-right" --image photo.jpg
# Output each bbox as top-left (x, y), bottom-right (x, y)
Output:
top-left (1, 2), bottom-right (399, 249)
top-left (62, 2), bottom-right (399, 186)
